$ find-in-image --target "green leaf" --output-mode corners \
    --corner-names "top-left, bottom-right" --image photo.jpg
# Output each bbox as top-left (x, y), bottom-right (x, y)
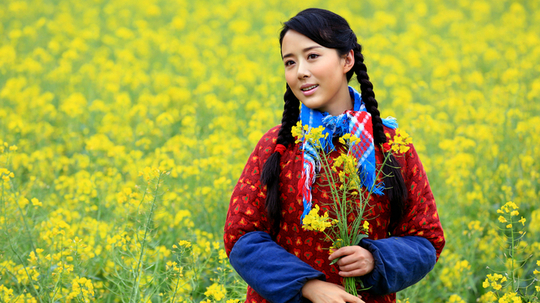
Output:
top-left (329, 256), bottom-right (341, 265)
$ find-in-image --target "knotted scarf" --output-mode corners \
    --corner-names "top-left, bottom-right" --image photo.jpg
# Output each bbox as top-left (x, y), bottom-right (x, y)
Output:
top-left (298, 86), bottom-right (397, 221)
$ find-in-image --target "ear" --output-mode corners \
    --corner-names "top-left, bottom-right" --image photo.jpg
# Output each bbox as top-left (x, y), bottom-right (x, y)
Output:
top-left (343, 49), bottom-right (355, 74)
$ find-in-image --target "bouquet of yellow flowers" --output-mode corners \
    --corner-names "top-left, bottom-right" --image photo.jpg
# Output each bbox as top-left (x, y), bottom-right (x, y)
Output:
top-left (292, 121), bottom-right (412, 295)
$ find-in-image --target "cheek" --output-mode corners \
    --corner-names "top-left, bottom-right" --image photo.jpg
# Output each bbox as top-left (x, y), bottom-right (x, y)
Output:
top-left (314, 60), bottom-right (338, 78)
top-left (284, 70), bottom-right (296, 86)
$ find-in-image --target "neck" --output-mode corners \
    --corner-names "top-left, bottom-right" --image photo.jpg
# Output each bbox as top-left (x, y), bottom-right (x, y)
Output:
top-left (323, 83), bottom-right (354, 116)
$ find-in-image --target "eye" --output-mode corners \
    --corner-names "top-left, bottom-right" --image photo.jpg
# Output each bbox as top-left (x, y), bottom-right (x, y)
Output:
top-left (284, 60), bottom-right (295, 66)
top-left (308, 54), bottom-right (319, 59)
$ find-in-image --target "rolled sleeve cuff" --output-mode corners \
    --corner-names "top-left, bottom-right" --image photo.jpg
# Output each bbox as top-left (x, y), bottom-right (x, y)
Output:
top-left (229, 231), bottom-right (326, 303)
top-left (358, 236), bottom-right (437, 295)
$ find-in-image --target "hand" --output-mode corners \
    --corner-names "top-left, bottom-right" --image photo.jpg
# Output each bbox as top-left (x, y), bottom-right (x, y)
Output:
top-left (302, 279), bottom-right (364, 303)
top-left (328, 245), bottom-right (374, 277)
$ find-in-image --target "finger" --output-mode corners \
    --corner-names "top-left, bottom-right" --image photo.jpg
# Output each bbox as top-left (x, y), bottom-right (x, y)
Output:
top-left (338, 263), bottom-right (361, 272)
top-left (329, 246), bottom-right (355, 260)
top-left (343, 292), bottom-right (364, 303)
top-left (336, 254), bottom-right (359, 266)
top-left (339, 268), bottom-right (367, 277)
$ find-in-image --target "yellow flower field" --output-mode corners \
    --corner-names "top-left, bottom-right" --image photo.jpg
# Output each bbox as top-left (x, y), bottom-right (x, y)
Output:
top-left (1, 0), bottom-right (539, 301)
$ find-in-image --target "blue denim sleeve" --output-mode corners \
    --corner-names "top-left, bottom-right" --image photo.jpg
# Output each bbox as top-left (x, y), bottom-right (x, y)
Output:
top-left (229, 231), bottom-right (326, 303)
top-left (358, 236), bottom-right (437, 295)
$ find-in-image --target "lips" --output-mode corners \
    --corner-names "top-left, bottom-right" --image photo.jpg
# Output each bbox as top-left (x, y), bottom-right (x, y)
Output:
top-left (301, 84), bottom-right (319, 91)
top-left (300, 84), bottom-right (319, 96)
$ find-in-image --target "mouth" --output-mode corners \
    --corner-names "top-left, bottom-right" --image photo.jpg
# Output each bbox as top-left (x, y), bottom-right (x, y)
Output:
top-left (301, 84), bottom-right (319, 92)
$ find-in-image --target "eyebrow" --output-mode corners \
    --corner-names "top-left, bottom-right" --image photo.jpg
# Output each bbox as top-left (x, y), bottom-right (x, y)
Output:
top-left (282, 46), bottom-right (323, 59)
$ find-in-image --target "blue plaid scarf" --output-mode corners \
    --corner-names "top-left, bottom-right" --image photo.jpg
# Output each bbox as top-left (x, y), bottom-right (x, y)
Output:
top-left (298, 86), bottom-right (397, 221)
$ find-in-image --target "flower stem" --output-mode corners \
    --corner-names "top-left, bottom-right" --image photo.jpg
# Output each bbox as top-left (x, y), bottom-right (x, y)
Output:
top-left (130, 173), bottom-right (162, 303)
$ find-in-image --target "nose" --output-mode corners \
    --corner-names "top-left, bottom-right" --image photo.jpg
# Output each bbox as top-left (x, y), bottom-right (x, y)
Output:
top-left (296, 60), bottom-right (310, 79)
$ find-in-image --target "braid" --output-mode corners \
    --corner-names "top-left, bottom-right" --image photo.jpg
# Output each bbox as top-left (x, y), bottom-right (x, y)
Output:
top-left (353, 48), bottom-right (386, 145)
top-left (261, 84), bottom-right (300, 238)
top-left (277, 85), bottom-right (300, 146)
top-left (352, 44), bottom-right (407, 226)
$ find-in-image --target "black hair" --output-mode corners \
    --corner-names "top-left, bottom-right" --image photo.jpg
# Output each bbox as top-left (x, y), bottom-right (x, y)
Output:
top-left (261, 8), bottom-right (407, 238)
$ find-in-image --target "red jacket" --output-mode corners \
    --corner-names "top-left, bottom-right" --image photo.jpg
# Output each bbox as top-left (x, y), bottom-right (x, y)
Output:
top-left (224, 125), bottom-right (445, 303)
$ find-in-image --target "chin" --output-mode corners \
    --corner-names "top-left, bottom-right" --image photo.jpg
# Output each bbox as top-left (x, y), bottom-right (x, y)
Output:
top-left (301, 101), bottom-right (326, 112)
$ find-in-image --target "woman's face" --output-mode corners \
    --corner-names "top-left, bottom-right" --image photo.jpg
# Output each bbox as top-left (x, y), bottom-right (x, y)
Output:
top-left (281, 30), bottom-right (355, 116)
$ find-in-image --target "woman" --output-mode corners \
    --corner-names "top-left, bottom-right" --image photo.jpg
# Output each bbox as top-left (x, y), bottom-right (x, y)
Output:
top-left (223, 8), bottom-right (445, 303)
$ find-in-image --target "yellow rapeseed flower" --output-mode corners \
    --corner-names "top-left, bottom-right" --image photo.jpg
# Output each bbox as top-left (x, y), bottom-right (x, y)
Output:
top-left (497, 292), bottom-right (522, 303)
top-left (304, 125), bottom-right (327, 149)
top-left (291, 121), bottom-right (304, 143)
top-left (499, 201), bottom-right (519, 213)
top-left (178, 240), bottom-right (192, 248)
top-left (31, 198), bottom-right (42, 207)
top-left (302, 205), bottom-right (334, 232)
top-left (204, 283), bottom-right (226, 301)
top-left (479, 291), bottom-right (497, 302)
top-left (447, 294), bottom-right (466, 303)
top-left (362, 221), bottom-right (370, 232)
top-left (329, 238), bottom-right (343, 255)
top-left (339, 133), bottom-right (360, 145)
top-left (388, 128), bottom-right (412, 154)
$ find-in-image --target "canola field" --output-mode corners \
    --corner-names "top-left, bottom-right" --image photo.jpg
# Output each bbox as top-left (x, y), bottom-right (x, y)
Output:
top-left (1, 0), bottom-right (540, 302)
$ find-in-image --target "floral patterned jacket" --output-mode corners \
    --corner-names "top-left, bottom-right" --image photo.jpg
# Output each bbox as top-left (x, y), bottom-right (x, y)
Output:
top-left (224, 125), bottom-right (445, 303)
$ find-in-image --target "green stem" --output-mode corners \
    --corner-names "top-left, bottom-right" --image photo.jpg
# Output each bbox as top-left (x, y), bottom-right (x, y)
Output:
top-left (510, 215), bottom-right (515, 292)
top-left (365, 148), bottom-right (393, 204)
top-left (344, 277), bottom-right (357, 296)
top-left (50, 234), bottom-right (65, 302)
top-left (7, 240), bottom-right (44, 303)
top-left (129, 173), bottom-right (162, 303)
top-left (1, 182), bottom-right (8, 236)
top-left (314, 141), bottom-right (394, 295)
top-left (170, 270), bottom-right (182, 303)
top-left (13, 194), bottom-right (39, 264)
top-left (318, 151), bottom-right (350, 245)
top-left (319, 151), bottom-right (341, 206)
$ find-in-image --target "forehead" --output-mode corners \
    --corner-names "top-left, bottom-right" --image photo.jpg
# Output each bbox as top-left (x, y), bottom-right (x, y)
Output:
top-left (281, 30), bottom-right (324, 58)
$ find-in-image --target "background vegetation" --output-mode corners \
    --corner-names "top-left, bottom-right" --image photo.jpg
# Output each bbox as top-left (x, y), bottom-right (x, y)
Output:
top-left (0, 0), bottom-right (539, 301)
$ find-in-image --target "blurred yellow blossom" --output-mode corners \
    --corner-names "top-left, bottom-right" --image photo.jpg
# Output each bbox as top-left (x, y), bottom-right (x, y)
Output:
top-left (31, 198), bottom-right (42, 207)
top-left (388, 128), bottom-right (412, 154)
top-left (204, 283), bottom-right (226, 301)
top-left (0, 0), bottom-right (539, 302)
